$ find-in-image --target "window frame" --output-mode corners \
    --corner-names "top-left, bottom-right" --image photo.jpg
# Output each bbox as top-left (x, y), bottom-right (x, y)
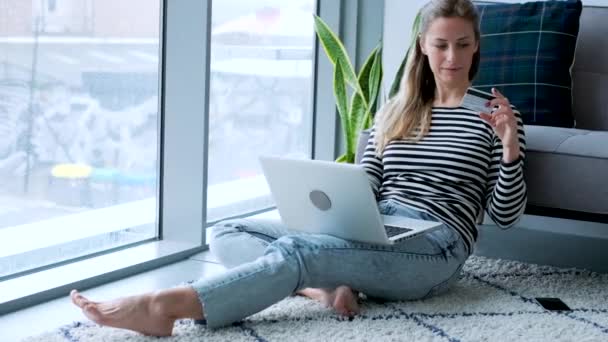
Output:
top-left (0, 0), bottom-right (374, 315)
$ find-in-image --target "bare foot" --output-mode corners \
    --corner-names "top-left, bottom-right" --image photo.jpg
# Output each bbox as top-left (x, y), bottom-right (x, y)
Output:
top-left (332, 286), bottom-right (360, 316)
top-left (70, 290), bottom-right (175, 336)
top-left (297, 286), bottom-right (360, 316)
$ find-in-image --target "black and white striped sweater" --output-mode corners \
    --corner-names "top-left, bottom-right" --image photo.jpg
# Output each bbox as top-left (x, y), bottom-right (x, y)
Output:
top-left (361, 106), bottom-right (527, 255)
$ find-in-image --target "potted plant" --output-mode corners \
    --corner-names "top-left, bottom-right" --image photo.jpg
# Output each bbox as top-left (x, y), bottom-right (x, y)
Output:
top-left (313, 15), bottom-right (383, 163)
top-left (313, 11), bottom-right (421, 163)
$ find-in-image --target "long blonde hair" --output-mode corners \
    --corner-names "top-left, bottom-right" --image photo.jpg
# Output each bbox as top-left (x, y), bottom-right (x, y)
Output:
top-left (374, 0), bottom-right (481, 154)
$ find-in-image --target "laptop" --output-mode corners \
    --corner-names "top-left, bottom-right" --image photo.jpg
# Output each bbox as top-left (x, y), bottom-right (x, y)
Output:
top-left (259, 156), bottom-right (443, 245)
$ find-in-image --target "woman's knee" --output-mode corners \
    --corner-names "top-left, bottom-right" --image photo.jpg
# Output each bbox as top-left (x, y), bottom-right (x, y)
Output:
top-left (209, 219), bottom-right (249, 256)
top-left (209, 219), bottom-right (246, 242)
top-left (209, 219), bottom-right (271, 268)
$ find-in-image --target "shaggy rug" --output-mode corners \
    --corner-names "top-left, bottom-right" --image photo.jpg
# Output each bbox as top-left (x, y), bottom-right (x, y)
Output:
top-left (23, 256), bottom-right (608, 342)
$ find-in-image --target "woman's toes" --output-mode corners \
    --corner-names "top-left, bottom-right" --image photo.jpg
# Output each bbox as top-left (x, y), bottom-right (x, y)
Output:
top-left (332, 287), bottom-right (360, 316)
top-left (71, 290), bottom-right (88, 308)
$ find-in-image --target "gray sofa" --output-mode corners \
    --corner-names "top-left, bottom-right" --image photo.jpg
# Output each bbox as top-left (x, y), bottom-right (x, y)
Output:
top-left (524, 5), bottom-right (608, 219)
top-left (356, 5), bottom-right (608, 272)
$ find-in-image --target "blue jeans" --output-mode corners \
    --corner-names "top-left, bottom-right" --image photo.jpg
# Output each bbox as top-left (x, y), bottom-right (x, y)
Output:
top-left (191, 199), bottom-right (469, 328)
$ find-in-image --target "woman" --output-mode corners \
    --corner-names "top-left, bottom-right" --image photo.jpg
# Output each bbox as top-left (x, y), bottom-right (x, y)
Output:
top-left (70, 0), bottom-right (526, 336)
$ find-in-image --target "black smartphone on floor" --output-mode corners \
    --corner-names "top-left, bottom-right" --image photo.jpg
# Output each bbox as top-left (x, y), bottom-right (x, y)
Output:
top-left (535, 297), bottom-right (572, 311)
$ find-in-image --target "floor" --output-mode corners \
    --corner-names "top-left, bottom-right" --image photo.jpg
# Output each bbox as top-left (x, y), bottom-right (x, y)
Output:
top-left (0, 251), bottom-right (225, 342)
top-left (2, 212), bottom-right (606, 341)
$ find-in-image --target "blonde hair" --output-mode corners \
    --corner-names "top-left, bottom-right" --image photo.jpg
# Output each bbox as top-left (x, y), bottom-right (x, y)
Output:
top-left (374, 0), bottom-right (481, 154)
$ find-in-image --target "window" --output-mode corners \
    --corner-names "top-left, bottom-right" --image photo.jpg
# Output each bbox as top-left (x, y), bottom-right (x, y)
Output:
top-left (48, 0), bottom-right (57, 12)
top-left (0, 0), bottom-right (348, 313)
top-left (0, 0), bottom-right (161, 279)
top-left (207, 0), bottom-right (317, 222)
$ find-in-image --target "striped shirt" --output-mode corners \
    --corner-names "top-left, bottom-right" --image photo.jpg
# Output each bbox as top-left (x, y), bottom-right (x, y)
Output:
top-left (361, 106), bottom-right (527, 255)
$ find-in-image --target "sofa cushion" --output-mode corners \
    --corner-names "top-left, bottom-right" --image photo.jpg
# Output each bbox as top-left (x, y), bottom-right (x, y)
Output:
top-left (571, 6), bottom-right (608, 130)
top-left (473, 0), bottom-right (583, 128)
top-left (525, 126), bottom-right (608, 214)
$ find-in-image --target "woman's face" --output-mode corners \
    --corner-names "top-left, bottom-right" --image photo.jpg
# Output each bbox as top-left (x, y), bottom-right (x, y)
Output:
top-left (420, 16), bottom-right (478, 86)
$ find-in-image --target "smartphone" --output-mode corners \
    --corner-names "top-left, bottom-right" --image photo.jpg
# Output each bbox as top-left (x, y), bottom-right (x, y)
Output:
top-left (534, 297), bottom-right (572, 311)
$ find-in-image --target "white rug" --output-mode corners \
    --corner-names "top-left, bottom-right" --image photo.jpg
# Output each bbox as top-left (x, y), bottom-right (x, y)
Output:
top-left (23, 256), bottom-right (608, 342)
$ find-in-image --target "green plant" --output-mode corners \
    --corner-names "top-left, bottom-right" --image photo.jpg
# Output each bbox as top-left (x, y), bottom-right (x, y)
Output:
top-left (313, 14), bottom-right (383, 163)
top-left (388, 10), bottom-right (422, 98)
top-left (313, 11), bottom-right (422, 163)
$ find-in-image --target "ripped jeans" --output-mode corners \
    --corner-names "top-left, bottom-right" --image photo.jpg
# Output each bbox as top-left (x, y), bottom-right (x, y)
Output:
top-left (190, 199), bottom-right (469, 328)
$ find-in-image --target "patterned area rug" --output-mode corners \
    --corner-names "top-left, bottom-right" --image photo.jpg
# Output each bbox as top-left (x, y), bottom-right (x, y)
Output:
top-left (23, 256), bottom-right (608, 342)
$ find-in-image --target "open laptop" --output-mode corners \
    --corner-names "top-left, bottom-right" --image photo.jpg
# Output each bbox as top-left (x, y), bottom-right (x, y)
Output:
top-left (259, 156), bottom-right (443, 245)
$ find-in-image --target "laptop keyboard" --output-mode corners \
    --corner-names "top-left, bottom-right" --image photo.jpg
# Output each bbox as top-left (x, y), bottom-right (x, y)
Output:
top-left (385, 225), bottom-right (413, 237)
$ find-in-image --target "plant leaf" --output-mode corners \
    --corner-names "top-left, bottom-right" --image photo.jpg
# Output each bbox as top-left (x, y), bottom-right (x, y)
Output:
top-left (335, 153), bottom-right (349, 163)
top-left (367, 47), bottom-right (383, 115)
top-left (349, 91), bottom-right (366, 156)
top-left (335, 153), bottom-right (355, 163)
top-left (389, 9), bottom-right (422, 98)
top-left (357, 44), bottom-right (381, 104)
top-left (313, 14), bottom-right (366, 102)
top-left (333, 59), bottom-right (352, 156)
top-left (360, 106), bottom-right (373, 131)
top-left (346, 152), bottom-right (355, 164)
top-left (388, 54), bottom-right (407, 99)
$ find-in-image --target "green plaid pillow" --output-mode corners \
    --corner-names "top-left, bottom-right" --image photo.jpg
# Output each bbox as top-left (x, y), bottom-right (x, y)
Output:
top-left (473, 0), bottom-right (583, 127)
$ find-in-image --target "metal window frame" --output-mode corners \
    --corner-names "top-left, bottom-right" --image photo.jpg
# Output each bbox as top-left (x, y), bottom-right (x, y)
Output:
top-left (313, 0), bottom-right (341, 161)
top-left (0, 0), bottom-right (386, 315)
top-left (0, 0), bottom-right (209, 315)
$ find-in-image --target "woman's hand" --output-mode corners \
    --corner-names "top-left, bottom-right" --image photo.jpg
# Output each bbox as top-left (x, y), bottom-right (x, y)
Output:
top-left (479, 88), bottom-right (520, 163)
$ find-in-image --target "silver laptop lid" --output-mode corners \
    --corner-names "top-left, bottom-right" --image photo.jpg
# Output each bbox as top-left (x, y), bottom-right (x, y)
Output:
top-left (259, 156), bottom-right (391, 244)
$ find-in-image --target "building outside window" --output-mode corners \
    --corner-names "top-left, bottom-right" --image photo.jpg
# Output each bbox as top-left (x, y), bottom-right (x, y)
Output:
top-left (0, 0), bottom-right (318, 282)
top-left (0, 0), bottom-right (161, 279)
top-left (207, 0), bottom-right (316, 222)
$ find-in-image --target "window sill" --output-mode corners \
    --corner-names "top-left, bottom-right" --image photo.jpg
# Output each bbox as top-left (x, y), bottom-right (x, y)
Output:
top-left (0, 175), bottom-right (273, 314)
top-left (0, 175), bottom-right (271, 258)
top-left (0, 240), bottom-right (204, 315)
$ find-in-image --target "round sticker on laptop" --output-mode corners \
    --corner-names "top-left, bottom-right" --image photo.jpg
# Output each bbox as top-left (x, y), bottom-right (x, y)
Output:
top-left (309, 190), bottom-right (332, 211)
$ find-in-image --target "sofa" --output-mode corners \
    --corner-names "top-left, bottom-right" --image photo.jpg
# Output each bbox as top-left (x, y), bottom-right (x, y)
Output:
top-left (356, 4), bottom-right (608, 272)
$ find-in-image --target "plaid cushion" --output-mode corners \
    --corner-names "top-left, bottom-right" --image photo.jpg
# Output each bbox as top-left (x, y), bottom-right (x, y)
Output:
top-left (473, 0), bottom-right (583, 127)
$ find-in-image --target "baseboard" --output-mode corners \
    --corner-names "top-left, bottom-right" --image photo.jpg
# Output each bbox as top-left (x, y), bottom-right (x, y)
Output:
top-left (475, 215), bottom-right (608, 273)
top-left (525, 205), bottom-right (608, 224)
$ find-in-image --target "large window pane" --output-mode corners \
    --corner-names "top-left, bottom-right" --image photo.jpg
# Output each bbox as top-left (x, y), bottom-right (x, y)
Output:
top-left (207, 0), bottom-right (316, 222)
top-left (0, 0), bottom-right (161, 278)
